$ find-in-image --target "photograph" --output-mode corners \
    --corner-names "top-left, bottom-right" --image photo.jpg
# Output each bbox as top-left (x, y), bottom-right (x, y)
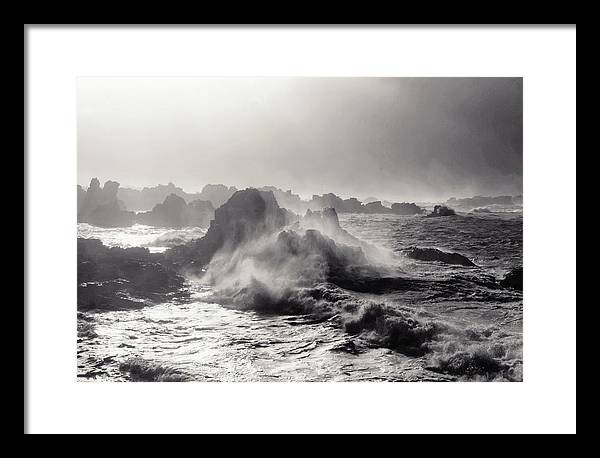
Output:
top-left (25, 25), bottom-right (576, 434)
top-left (76, 77), bottom-right (524, 382)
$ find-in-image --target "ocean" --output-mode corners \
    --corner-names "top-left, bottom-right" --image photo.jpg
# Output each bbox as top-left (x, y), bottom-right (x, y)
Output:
top-left (77, 209), bottom-right (523, 382)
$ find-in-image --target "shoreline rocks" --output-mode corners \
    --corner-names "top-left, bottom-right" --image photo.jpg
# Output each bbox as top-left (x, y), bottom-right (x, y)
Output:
top-left (402, 247), bottom-right (476, 267)
top-left (77, 238), bottom-right (187, 311)
top-left (426, 205), bottom-right (456, 217)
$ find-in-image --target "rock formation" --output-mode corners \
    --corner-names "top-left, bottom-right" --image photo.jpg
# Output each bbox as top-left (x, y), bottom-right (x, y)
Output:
top-left (78, 178), bottom-right (135, 227)
top-left (165, 188), bottom-right (289, 270)
top-left (499, 267), bottom-right (523, 290)
top-left (364, 201), bottom-right (393, 214)
top-left (117, 182), bottom-right (238, 212)
top-left (402, 247), bottom-right (476, 267)
top-left (427, 205), bottom-right (456, 217)
top-left (308, 193), bottom-right (423, 215)
top-left (117, 182), bottom-right (202, 212)
top-left (391, 202), bottom-right (424, 215)
top-left (77, 238), bottom-right (186, 310)
top-left (135, 194), bottom-right (215, 228)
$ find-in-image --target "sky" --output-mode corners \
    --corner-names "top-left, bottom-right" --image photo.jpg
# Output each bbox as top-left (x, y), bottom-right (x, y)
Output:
top-left (77, 77), bottom-right (522, 202)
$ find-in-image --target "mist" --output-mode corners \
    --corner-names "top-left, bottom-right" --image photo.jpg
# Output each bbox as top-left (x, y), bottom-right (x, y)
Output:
top-left (77, 77), bottom-right (522, 202)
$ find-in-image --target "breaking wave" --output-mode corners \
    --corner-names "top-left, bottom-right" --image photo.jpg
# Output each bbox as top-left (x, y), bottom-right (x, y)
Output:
top-left (119, 358), bottom-right (191, 382)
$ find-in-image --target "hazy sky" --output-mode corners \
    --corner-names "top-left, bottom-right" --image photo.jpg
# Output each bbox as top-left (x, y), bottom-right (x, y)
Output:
top-left (77, 77), bottom-right (522, 202)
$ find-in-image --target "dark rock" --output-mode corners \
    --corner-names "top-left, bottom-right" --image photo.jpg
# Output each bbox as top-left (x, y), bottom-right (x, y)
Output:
top-left (391, 202), bottom-right (424, 215)
top-left (77, 238), bottom-right (187, 311)
top-left (309, 192), bottom-right (423, 215)
top-left (427, 205), bottom-right (456, 217)
top-left (364, 201), bottom-right (394, 214)
top-left (402, 247), bottom-right (476, 267)
top-left (165, 188), bottom-right (289, 270)
top-left (499, 267), bottom-right (523, 290)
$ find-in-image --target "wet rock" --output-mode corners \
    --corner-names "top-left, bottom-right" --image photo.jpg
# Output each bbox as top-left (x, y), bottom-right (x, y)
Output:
top-left (295, 207), bottom-right (384, 263)
top-left (499, 267), bottom-right (523, 290)
top-left (402, 247), bottom-right (476, 267)
top-left (165, 188), bottom-right (289, 269)
top-left (77, 238), bottom-right (187, 311)
top-left (300, 208), bottom-right (342, 236)
top-left (427, 205), bottom-right (456, 217)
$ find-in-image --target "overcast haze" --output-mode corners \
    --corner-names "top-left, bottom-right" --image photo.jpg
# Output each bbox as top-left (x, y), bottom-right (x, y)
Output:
top-left (77, 77), bottom-right (522, 202)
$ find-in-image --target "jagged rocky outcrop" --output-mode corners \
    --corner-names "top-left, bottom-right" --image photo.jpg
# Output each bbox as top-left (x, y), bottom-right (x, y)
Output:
top-left (364, 201), bottom-right (393, 214)
top-left (309, 193), bottom-right (364, 213)
top-left (78, 178), bottom-right (135, 227)
top-left (294, 207), bottom-right (384, 263)
top-left (391, 202), bottom-right (424, 215)
top-left (308, 193), bottom-right (423, 215)
top-left (117, 182), bottom-right (199, 212)
top-left (77, 238), bottom-right (187, 310)
top-left (117, 182), bottom-right (238, 212)
top-left (499, 267), bottom-right (523, 290)
top-left (427, 205), bottom-right (456, 217)
top-left (136, 193), bottom-right (214, 228)
top-left (402, 247), bottom-right (476, 267)
top-left (165, 188), bottom-right (290, 270)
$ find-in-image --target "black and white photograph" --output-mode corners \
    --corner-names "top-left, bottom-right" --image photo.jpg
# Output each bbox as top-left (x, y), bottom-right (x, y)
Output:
top-left (76, 77), bottom-right (524, 382)
top-left (25, 25), bottom-right (576, 434)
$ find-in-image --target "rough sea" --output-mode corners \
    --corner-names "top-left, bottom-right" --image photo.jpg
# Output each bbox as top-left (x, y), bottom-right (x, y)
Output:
top-left (77, 207), bottom-right (523, 382)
